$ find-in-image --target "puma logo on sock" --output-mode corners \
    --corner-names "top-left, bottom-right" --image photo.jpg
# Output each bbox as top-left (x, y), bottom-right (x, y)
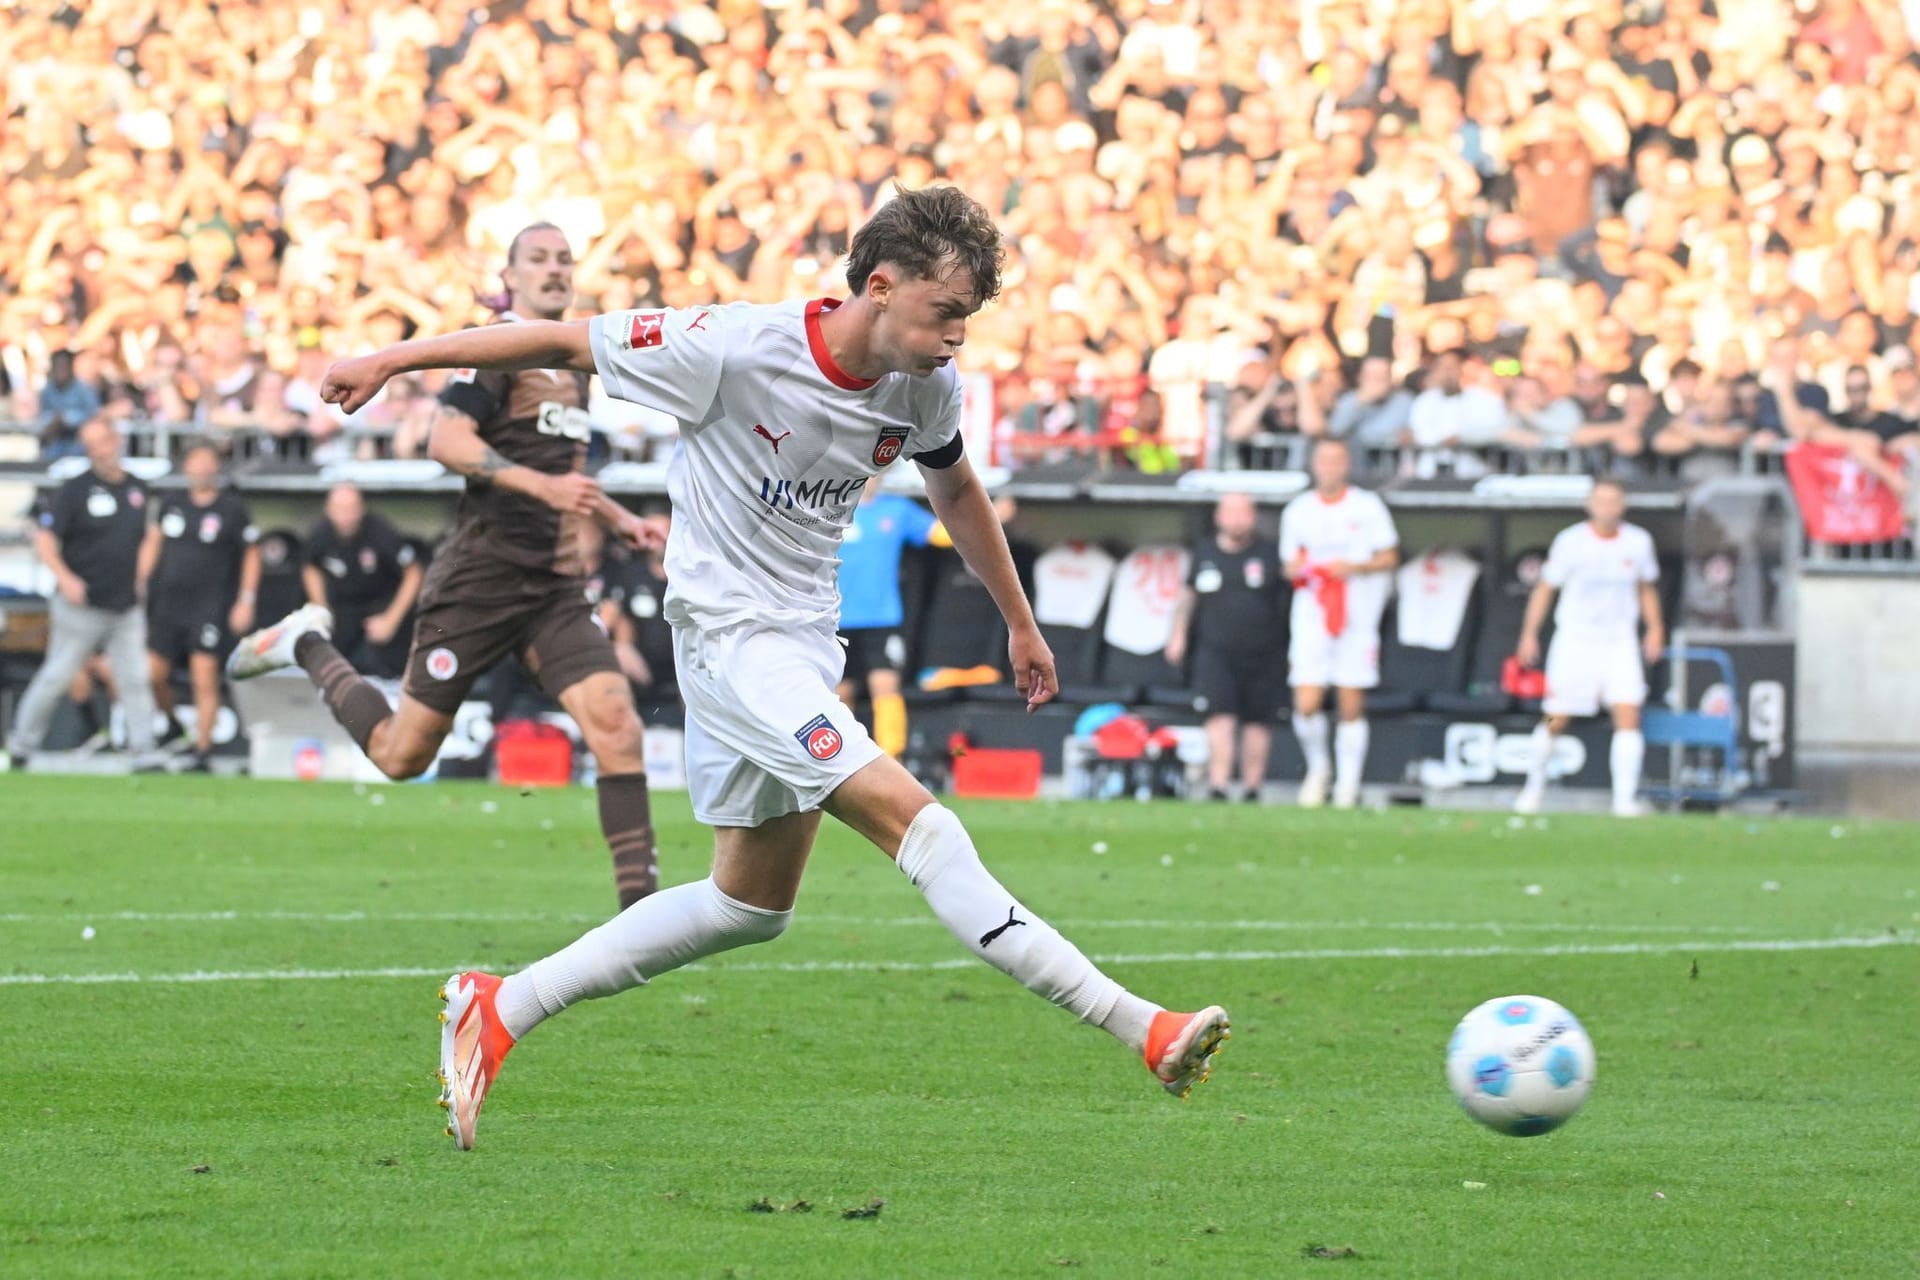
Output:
top-left (978, 906), bottom-right (1026, 948)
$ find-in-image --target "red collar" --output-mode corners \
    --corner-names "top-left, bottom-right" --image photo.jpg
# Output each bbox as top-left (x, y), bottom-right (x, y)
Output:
top-left (804, 298), bottom-right (879, 391)
top-left (1588, 521), bottom-right (1620, 540)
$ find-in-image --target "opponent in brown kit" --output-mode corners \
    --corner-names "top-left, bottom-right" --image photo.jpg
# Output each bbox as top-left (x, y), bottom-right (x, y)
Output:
top-left (232, 224), bottom-right (665, 907)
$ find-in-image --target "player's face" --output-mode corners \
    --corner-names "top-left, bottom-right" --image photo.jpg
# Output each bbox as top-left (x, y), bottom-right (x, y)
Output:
top-left (80, 420), bottom-right (121, 472)
top-left (1310, 442), bottom-right (1351, 493)
top-left (1215, 493), bottom-right (1256, 540)
top-left (1587, 483), bottom-right (1626, 531)
top-left (183, 449), bottom-right (220, 493)
top-left (870, 264), bottom-right (980, 375)
top-left (325, 487), bottom-right (365, 535)
top-left (503, 229), bottom-right (576, 321)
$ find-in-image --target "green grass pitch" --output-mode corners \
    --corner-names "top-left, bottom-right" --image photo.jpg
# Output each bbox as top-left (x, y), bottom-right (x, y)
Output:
top-left (3, 775), bottom-right (1916, 1278)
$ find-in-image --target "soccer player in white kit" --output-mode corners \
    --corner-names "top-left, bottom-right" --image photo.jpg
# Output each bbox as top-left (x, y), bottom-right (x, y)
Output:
top-left (313, 188), bottom-right (1229, 1148)
top-left (1513, 478), bottom-right (1666, 817)
top-left (1280, 439), bottom-right (1400, 809)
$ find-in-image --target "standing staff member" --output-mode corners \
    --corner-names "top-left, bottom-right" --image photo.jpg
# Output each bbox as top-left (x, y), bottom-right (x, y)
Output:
top-left (6, 419), bottom-right (160, 768)
top-left (1280, 439), bottom-right (1399, 809)
top-left (1513, 479), bottom-right (1664, 818)
top-left (141, 442), bottom-right (260, 771)
top-left (302, 484), bottom-right (422, 678)
top-left (1165, 492), bottom-right (1285, 802)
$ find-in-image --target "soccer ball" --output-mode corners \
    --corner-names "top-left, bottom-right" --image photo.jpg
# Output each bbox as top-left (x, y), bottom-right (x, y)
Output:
top-left (1445, 995), bottom-right (1595, 1137)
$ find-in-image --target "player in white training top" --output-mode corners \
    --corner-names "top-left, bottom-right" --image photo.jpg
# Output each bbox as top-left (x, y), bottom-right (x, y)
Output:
top-left (312, 187), bottom-right (1229, 1149)
top-left (1279, 439), bottom-right (1400, 809)
top-left (1514, 478), bottom-right (1665, 817)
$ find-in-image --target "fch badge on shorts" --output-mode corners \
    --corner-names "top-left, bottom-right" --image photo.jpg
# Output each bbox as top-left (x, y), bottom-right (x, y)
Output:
top-left (793, 713), bottom-right (843, 761)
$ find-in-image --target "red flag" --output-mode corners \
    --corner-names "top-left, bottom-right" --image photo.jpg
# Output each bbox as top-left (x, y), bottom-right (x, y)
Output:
top-left (1784, 443), bottom-right (1907, 543)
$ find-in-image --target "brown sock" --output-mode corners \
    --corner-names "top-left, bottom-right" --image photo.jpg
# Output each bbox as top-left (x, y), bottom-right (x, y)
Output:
top-left (598, 771), bottom-right (658, 908)
top-left (294, 633), bottom-right (393, 753)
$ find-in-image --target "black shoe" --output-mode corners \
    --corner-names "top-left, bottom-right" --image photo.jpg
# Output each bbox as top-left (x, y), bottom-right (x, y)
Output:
top-left (1242, 789), bottom-right (1264, 804)
top-left (1207, 787), bottom-right (1231, 802)
top-left (178, 752), bottom-right (213, 774)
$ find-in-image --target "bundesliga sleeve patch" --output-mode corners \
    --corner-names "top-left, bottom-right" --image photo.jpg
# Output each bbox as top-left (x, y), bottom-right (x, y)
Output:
top-left (793, 713), bottom-right (844, 761)
top-left (623, 311), bottom-right (666, 351)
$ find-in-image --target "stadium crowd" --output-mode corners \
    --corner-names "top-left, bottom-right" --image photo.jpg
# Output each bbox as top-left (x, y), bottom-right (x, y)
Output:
top-left (3, 0), bottom-right (1920, 494)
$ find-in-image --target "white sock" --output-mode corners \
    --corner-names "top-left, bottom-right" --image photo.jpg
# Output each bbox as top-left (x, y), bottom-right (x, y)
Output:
top-left (1292, 712), bottom-right (1331, 777)
top-left (1611, 728), bottom-right (1645, 810)
top-left (1334, 718), bottom-right (1369, 792)
top-left (1523, 723), bottom-right (1553, 792)
top-left (897, 804), bottom-right (1159, 1054)
top-left (495, 877), bottom-right (791, 1040)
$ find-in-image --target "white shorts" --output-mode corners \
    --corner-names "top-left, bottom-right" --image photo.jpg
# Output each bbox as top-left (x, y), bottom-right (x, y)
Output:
top-left (1543, 629), bottom-right (1647, 717)
top-left (1288, 611), bottom-right (1381, 690)
top-left (674, 619), bottom-right (883, 828)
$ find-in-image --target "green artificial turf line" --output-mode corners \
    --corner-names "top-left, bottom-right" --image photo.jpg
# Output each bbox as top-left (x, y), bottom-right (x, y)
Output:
top-left (2, 776), bottom-right (1916, 1278)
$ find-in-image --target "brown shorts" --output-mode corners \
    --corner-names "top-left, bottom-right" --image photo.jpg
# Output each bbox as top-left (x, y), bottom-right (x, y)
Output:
top-left (402, 545), bottom-right (619, 715)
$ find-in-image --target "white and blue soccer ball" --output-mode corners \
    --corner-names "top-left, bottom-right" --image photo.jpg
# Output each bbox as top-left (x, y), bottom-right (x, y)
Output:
top-left (1445, 995), bottom-right (1595, 1137)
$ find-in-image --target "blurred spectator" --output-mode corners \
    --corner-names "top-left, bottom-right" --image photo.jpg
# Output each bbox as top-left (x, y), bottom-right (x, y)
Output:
top-left (0, 0), bottom-right (1908, 501)
top-left (1407, 349), bottom-right (1509, 474)
top-left (37, 351), bottom-right (99, 459)
top-left (1502, 374), bottom-right (1583, 450)
top-left (1653, 377), bottom-right (1756, 480)
top-left (1326, 356), bottom-right (1414, 448)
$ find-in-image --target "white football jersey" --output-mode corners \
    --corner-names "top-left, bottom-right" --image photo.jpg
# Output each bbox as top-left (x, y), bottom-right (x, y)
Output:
top-left (1032, 542), bottom-right (1117, 629)
top-left (589, 299), bottom-right (962, 632)
top-left (1542, 520), bottom-right (1659, 633)
top-left (1279, 485), bottom-right (1399, 627)
top-left (1103, 544), bottom-right (1191, 655)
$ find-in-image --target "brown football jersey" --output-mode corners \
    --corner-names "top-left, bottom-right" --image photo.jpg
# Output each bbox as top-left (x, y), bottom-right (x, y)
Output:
top-left (436, 315), bottom-right (594, 575)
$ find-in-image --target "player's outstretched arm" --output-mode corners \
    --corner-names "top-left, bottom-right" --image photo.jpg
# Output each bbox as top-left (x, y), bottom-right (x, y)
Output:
top-left (920, 455), bottom-right (1057, 711)
top-left (320, 319), bottom-right (595, 415)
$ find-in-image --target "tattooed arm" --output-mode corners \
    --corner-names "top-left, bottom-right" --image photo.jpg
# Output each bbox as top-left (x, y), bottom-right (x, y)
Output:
top-left (426, 404), bottom-right (601, 516)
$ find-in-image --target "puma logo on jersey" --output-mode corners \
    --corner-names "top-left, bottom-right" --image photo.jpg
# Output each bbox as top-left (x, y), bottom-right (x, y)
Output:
top-left (753, 424), bottom-right (793, 452)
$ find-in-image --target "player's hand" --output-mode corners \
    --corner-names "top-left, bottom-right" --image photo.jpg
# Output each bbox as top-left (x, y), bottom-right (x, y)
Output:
top-left (57, 573), bottom-right (87, 607)
top-left (228, 601), bottom-right (255, 636)
top-left (1322, 559), bottom-right (1352, 579)
top-left (1009, 624), bottom-right (1057, 713)
top-left (1164, 631), bottom-right (1186, 667)
top-left (1643, 631), bottom-right (1665, 666)
top-left (366, 613), bottom-right (400, 645)
top-left (1517, 633), bottom-right (1541, 668)
top-left (617, 643), bottom-right (651, 687)
top-left (318, 354), bottom-right (394, 416)
top-left (541, 472), bottom-right (603, 517)
top-left (616, 513), bottom-right (669, 551)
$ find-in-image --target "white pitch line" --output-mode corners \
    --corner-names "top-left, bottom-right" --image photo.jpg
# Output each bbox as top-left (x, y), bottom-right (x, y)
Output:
top-left (0, 910), bottom-right (1767, 936)
top-left (2, 933), bottom-right (1911, 986)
